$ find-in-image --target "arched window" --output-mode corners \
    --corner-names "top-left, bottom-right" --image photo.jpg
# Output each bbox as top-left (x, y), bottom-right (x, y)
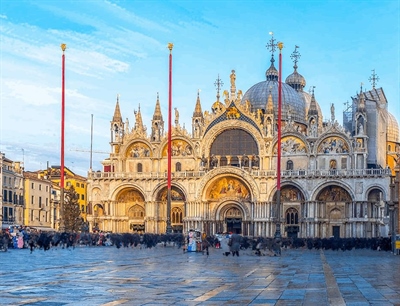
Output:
top-left (286, 160), bottom-right (294, 170)
top-left (137, 163), bottom-right (143, 173)
top-left (286, 208), bottom-right (298, 224)
top-left (176, 162), bottom-right (181, 172)
top-left (128, 205), bottom-right (145, 219)
top-left (210, 129), bottom-right (258, 157)
top-left (171, 207), bottom-right (182, 223)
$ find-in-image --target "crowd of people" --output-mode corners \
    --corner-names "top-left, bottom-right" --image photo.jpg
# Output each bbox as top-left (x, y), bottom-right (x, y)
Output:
top-left (0, 226), bottom-right (393, 254)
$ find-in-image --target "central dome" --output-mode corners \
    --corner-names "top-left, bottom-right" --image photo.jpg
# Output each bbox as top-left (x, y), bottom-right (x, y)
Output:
top-left (241, 80), bottom-right (306, 124)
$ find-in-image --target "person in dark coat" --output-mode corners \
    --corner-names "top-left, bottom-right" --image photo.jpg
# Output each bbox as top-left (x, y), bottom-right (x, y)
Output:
top-left (229, 233), bottom-right (242, 256)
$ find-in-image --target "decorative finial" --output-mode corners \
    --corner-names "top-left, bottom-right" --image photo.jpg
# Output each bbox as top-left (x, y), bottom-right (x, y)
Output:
top-left (277, 42), bottom-right (284, 52)
top-left (61, 43), bottom-right (67, 52)
top-left (266, 32), bottom-right (277, 60)
top-left (290, 45), bottom-right (301, 70)
top-left (369, 69), bottom-right (379, 89)
top-left (168, 42), bottom-right (173, 53)
top-left (309, 86), bottom-right (315, 94)
top-left (214, 74), bottom-right (224, 102)
top-left (117, 93), bottom-right (120, 102)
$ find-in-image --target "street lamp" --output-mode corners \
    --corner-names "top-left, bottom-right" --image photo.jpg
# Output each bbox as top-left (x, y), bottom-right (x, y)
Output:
top-left (274, 40), bottom-right (284, 243)
top-left (60, 43), bottom-right (66, 232)
top-left (166, 42), bottom-right (173, 234)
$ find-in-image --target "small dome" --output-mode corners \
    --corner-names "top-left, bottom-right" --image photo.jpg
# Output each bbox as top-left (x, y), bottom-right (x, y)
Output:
top-left (286, 70), bottom-right (306, 92)
top-left (241, 80), bottom-right (306, 124)
top-left (387, 111), bottom-right (400, 143)
top-left (266, 62), bottom-right (278, 81)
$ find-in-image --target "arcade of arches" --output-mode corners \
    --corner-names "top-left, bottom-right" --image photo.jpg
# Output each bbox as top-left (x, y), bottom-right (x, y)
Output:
top-left (87, 64), bottom-right (396, 238)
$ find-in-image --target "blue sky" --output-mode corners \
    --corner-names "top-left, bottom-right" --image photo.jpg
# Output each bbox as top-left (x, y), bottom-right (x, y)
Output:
top-left (1, 0), bottom-right (399, 176)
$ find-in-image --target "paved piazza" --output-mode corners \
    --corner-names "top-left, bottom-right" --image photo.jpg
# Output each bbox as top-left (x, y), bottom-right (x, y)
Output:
top-left (0, 246), bottom-right (399, 306)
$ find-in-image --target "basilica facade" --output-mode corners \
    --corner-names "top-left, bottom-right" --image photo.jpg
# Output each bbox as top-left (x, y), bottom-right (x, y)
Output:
top-left (86, 45), bottom-right (399, 239)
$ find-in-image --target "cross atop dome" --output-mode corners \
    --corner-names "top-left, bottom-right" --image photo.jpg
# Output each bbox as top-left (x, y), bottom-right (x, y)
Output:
top-left (266, 32), bottom-right (277, 54)
top-left (290, 45), bottom-right (301, 71)
top-left (369, 69), bottom-right (379, 89)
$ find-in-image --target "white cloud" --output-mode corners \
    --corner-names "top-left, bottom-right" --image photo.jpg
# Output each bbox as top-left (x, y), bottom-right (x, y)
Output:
top-left (4, 80), bottom-right (59, 106)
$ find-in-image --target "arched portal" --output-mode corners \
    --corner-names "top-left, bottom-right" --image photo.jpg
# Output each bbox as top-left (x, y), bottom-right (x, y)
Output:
top-left (273, 185), bottom-right (304, 238)
top-left (115, 188), bottom-right (145, 233)
top-left (92, 204), bottom-right (104, 232)
top-left (217, 203), bottom-right (245, 234)
top-left (157, 186), bottom-right (186, 233)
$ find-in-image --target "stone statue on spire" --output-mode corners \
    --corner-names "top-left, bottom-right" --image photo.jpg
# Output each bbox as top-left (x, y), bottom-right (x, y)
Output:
top-left (230, 70), bottom-right (236, 87)
top-left (175, 107), bottom-right (179, 125)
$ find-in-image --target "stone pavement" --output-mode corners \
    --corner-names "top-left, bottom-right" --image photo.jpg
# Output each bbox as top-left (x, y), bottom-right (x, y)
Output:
top-left (0, 245), bottom-right (399, 306)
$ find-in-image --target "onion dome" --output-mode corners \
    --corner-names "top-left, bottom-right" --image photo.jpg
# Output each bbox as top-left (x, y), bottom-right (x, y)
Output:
top-left (285, 46), bottom-right (306, 92)
top-left (386, 110), bottom-right (400, 143)
top-left (286, 70), bottom-right (306, 92)
top-left (265, 58), bottom-right (279, 81)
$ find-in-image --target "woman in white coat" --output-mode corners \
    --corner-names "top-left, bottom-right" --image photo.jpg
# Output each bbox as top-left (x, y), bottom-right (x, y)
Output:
top-left (220, 233), bottom-right (231, 256)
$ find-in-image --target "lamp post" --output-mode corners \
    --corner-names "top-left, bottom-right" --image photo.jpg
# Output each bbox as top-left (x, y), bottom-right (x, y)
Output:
top-left (274, 41), bottom-right (284, 242)
top-left (60, 43), bottom-right (66, 232)
top-left (166, 42), bottom-right (173, 233)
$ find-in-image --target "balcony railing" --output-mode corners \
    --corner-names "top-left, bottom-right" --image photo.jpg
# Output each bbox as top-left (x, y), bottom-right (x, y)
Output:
top-left (88, 167), bottom-right (391, 180)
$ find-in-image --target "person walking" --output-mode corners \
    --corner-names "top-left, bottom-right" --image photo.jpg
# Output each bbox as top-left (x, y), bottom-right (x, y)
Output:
top-left (220, 233), bottom-right (231, 256)
top-left (229, 233), bottom-right (242, 257)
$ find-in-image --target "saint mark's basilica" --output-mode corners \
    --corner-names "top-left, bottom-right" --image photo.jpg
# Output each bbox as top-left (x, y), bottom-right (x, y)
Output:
top-left (86, 41), bottom-right (400, 239)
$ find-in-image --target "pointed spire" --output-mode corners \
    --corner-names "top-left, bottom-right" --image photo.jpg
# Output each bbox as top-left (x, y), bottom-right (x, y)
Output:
top-left (153, 92), bottom-right (163, 120)
top-left (134, 104), bottom-right (144, 131)
top-left (357, 83), bottom-right (366, 112)
top-left (308, 86), bottom-right (318, 116)
top-left (112, 94), bottom-right (122, 122)
top-left (266, 87), bottom-right (274, 114)
top-left (193, 90), bottom-right (203, 117)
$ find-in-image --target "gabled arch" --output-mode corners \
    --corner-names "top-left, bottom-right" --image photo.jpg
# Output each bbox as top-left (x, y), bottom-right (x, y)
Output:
top-left (315, 134), bottom-right (351, 155)
top-left (199, 167), bottom-right (259, 202)
top-left (269, 181), bottom-right (308, 202)
top-left (110, 183), bottom-right (146, 202)
top-left (311, 181), bottom-right (355, 202)
top-left (152, 182), bottom-right (188, 202)
top-left (124, 140), bottom-right (152, 158)
top-left (315, 185), bottom-right (352, 202)
top-left (201, 121), bottom-right (265, 157)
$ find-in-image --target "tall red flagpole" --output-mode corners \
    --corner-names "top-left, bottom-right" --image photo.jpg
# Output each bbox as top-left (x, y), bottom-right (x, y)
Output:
top-left (60, 43), bottom-right (66, 232)
top-left (275, 41), bottom-right (284, 241)
top-left (166, 43), bottom-right (173, 233)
